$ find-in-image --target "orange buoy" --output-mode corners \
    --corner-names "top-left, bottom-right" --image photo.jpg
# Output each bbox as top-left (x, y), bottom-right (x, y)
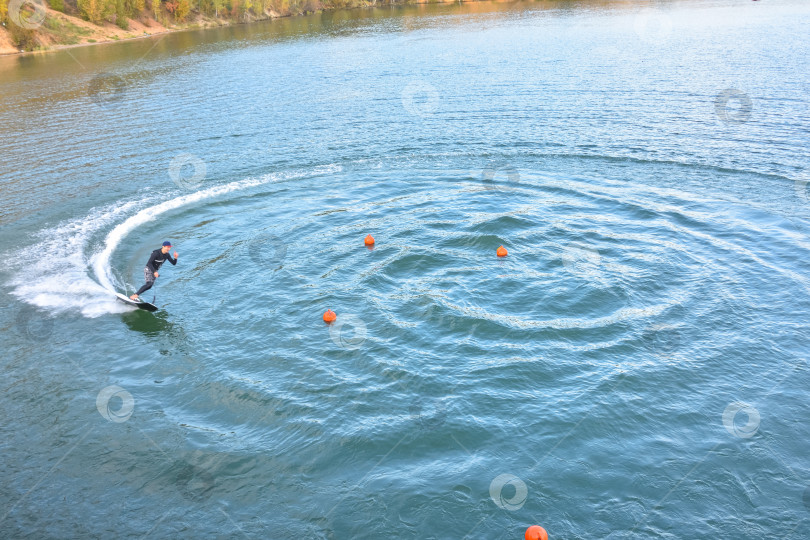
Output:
top-left (497, 245), bottom-right (508, 257)
top-left (525, 525), bottom-right (548, 540)
top-left (323, 309), bottom-right (336, 323)
top-left (364, 234), bottom-right (375, 246)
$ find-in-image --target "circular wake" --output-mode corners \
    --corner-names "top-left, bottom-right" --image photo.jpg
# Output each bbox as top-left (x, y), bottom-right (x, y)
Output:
top-left (7, 164), bottom-right (340, 318)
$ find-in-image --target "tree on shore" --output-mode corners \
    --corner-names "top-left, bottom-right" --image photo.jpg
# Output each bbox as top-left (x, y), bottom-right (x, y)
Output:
top-left (78, 0), bottom-right (114, 24)
top-left (125, 0), bottom-right (145, 14)
top-left (175, 0), bottom-right (189, 19)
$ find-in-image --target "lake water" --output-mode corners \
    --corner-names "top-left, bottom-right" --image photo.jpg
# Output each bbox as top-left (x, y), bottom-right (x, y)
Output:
top-left (2, 0), bottom-right (810, 538)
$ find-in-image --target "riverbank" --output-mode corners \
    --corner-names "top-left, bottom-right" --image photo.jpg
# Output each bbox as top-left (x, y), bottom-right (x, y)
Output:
top-left (0, 3), bottom-right (295, 55)
top-left (1, 6), bottom-right (171, 55)
top-left (0, 0), bottom-right (481, 56)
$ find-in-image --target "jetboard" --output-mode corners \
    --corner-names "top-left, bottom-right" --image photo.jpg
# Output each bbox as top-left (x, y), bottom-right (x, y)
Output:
top-left (115, 293), bottom-right (158, 312)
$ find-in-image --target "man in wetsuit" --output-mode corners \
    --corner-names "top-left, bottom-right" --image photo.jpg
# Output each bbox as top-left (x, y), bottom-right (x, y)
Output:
top-left (130, 241), bottom-right (178, 300)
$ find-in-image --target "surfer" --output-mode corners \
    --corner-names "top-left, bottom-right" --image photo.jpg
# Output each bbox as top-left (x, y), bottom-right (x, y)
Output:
top-left (130, 241), bottom-right (178, 300)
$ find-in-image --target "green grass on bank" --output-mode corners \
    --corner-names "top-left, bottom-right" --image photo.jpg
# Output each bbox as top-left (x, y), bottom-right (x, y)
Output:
top-left (2, 0), bottom-right (472, 52)
top-left (1, 0), bottom-right (403, 51)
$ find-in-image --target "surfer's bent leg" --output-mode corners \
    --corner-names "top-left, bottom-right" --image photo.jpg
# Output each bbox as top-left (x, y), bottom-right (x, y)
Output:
top-left (134, 267), bottom-right (156, 297)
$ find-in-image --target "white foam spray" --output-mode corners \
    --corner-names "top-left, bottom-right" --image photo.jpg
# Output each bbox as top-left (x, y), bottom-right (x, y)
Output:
top-left (9, 165), bottom-right (340, 318)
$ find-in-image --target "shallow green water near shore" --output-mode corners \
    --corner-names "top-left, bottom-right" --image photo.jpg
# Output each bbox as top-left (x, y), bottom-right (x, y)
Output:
top-left (2, 0), bottom-right (810, 538)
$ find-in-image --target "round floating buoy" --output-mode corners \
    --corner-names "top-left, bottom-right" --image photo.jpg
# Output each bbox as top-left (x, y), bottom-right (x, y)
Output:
top-left (364, 234), bottom-right (375, 246)
top-left (323, 309), bottom-right (336, 323)
top-left (525, 525), bottom-right (548, 540)
top-left (497, 245), bottom-right (508, 257)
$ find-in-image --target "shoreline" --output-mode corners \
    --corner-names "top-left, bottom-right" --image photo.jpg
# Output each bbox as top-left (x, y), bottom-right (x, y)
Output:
top-left (1, 26), bottom-right (175, 57)
top-left (0, 9), bottom-right (285, 57)
top-left (0, 0), bottom-right (477, 58)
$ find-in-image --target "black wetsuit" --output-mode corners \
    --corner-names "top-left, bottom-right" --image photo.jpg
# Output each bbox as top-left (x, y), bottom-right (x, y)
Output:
top-left (135, 249), bottom-right (177, 296)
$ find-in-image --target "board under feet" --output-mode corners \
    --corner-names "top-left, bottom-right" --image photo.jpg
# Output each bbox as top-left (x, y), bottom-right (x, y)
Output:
top-left (115, 293), bottom-right (159, 312)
